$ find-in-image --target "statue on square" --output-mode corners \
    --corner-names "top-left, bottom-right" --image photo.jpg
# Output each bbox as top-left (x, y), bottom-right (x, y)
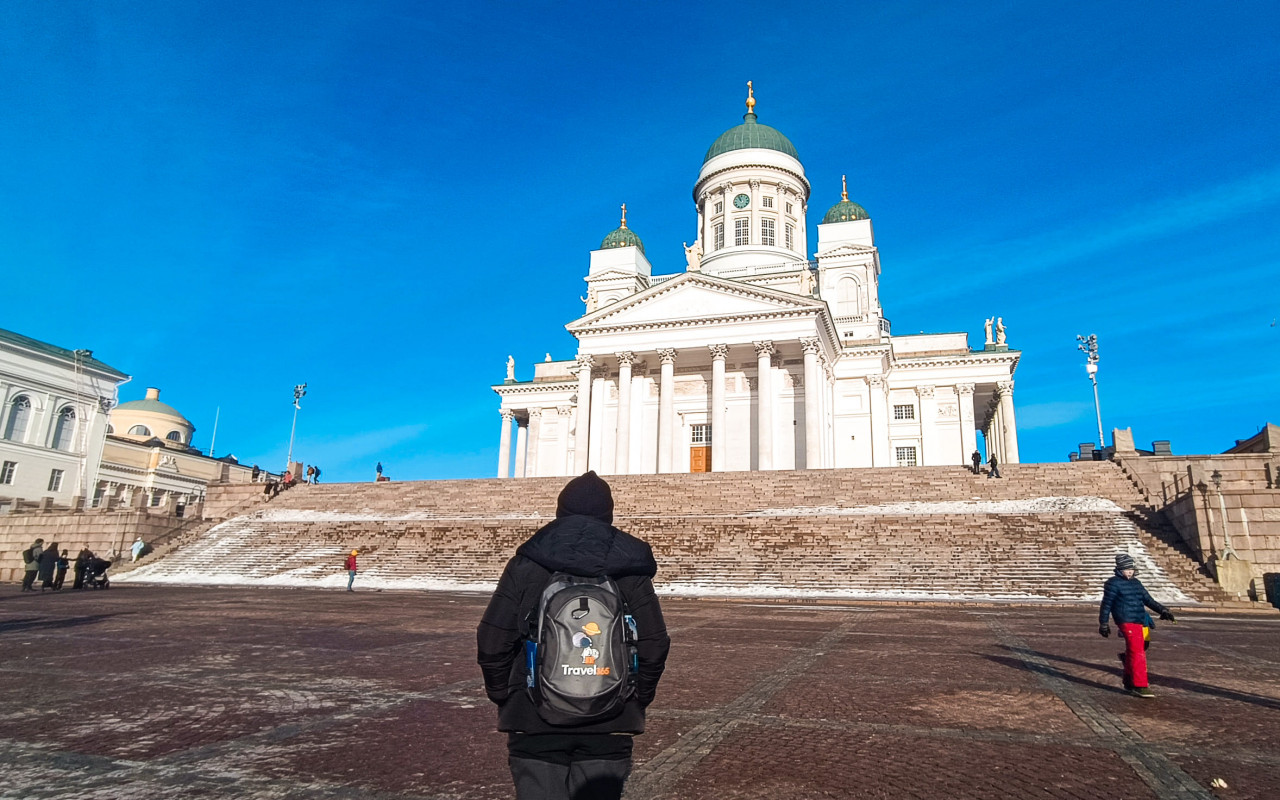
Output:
top-left (506, 356), bottom-right (515, 382)
top-left (684, 239), bottom-right (703, 271)
top-left (996, 317), bottom-right (1007, 345)
top-left (984, 317), bottom-right (994, 345)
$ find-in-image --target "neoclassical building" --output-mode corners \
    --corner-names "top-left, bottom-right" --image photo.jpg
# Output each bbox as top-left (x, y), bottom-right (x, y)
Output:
top-left (494, 86), bottom-right (1020, 477)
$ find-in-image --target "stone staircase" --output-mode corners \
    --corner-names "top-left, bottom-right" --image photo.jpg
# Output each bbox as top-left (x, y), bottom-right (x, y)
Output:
top-left (118, 463), bottom-right (1230, 603)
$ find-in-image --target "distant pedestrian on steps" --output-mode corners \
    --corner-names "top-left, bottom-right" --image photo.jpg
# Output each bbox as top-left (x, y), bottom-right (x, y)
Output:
top-left (970, 450), bottom-right (981, 475)
top-left (345, 550), bottom-right (358, 591)
top-left (987, 453), bottom-right (1001, 479)
top-left (375, 462), bottom-right (383, 480)
top-left (312, 466), bottom-right (321, 484)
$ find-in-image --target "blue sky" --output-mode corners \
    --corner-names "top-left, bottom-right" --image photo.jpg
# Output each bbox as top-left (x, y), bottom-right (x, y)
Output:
top-left (3, 1), bottom-right (1277, 481)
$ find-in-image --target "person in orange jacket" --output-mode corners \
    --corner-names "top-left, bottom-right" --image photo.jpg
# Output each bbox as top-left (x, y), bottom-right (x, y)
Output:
top-left (345, 550), bottom-right (358, 592)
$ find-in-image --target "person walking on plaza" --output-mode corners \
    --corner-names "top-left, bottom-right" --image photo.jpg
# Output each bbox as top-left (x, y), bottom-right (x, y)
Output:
top-left (477, 471), bottom-right (670, 800)
top-left (970, 449), bottom-right (981, 475)
top-left (73, 546), bottom-right (93, 590)
top-left (53, 550), bottom-right (69, 590)
top-left (1099, 553), bottom-right (1176, 698)
top-left (21, 539), bottom-right (43, 592)
top-left (345, 550), bottom-right (358, 591)
top-left (987, 452), bottom-right (1001, 479)
top-left (37, 541), bottom-right (59, 591)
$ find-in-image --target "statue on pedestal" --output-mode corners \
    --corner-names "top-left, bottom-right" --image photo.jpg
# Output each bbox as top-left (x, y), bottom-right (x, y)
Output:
top-left (505, 356), bottom-right (515, 382)
top-left (798, 266), bottom-right (816, 296)
top-left (996, 317), bottom-right (1007, 346)
top-left (684, 240), bottom-right (703, 271)
top-left (984, 317), bottom-right (994, 345)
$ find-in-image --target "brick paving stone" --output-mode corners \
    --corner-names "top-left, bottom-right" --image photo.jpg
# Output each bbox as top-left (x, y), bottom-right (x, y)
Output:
top-left (0, 586), bottom-right (1276, 799)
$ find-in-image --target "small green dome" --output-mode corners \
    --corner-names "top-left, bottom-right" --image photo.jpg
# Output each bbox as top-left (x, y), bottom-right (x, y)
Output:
top-left (601, 226), bottom-right (644, 254)
top-left (704, 112), bottom-right (800, 164)
top-left (822, 199), bottom-right (870, 223)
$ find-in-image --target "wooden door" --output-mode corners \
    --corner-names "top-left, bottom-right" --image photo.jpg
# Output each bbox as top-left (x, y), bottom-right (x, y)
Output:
top-left (690, 446), bottom-right (710, 473)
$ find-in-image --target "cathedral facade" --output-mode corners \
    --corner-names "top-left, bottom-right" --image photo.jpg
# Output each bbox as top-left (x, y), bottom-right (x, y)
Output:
top-left (494, 87), bottom-right (1020, 477)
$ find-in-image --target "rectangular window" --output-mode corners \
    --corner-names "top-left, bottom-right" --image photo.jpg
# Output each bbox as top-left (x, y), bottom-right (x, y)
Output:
top-left (761, 218), bottom-right (775, 246)
top-left (714, 223), bottom-right (724, 251)
top-left (691, 424), bottom-right (711, 444)
top-left (1, 461), bottom-right (15, 485)
top-left (893, 404), bottom-right (915, 420)
top-left (150, 492), bottom-right (163, 507)
top-left (734, 218), bottom-right (749, 246)
top-left (762, 196), bottom-right (773, 208)
top-left (786, 202), bottom-right (794, 214)
top-left (47, 469), bottom-right (63, 492)
top-left (714, 201), bottom-right (723, 214)
top-left (785, 223), bottom-right (794, 250)
top-left (895, 446), bottom-right (918, 467)
top-left (92, 485), bottom-right (105, 508)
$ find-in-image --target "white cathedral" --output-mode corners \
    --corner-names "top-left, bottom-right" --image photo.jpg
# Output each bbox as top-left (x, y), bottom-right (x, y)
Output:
top-left (494, 85), bottom-right (1020, 478)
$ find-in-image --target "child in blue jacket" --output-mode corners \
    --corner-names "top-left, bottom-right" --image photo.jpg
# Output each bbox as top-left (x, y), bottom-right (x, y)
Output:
top-left (1099, 553), bottom-right (1176, 698)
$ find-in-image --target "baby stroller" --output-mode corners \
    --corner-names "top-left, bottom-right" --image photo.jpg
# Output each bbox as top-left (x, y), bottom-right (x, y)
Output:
top-left (86, 557), bottom-right (111, 589)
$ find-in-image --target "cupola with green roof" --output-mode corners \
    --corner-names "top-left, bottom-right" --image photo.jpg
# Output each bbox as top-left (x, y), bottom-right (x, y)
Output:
top-left (599, 203), bottom-right (644, 253)
top-left (822, 175), bottom-right (870, 223)
top-left (703, 81), bottom-right (800, 164)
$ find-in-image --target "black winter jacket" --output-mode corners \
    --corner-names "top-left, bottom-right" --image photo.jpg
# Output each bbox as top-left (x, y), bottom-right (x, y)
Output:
top-left (1099, 571), bottom-right (1169, 626)
top-left (476, 515), bottom-right (670, 735)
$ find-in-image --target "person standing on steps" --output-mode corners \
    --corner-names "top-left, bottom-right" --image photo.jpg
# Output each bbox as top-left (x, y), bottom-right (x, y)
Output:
top-left (375, 462), bottom-right (383, 480)
top-left (970, 450), bottom-right (981, 475)
top-left (477, 471), bottom-right (670, 800)
top-left (312, 466), bottom-right (321, 484)
top-left (345, 550), bottom-right (358, 591)
top-left (1099, 553), bottom-right (1176, 698)
top-left (987, 452), bottom-right (1001, 479)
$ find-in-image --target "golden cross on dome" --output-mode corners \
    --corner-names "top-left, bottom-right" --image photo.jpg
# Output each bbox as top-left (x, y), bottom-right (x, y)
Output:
top-left (745, 80), bottom-right (756, 114)
top-left (620, 203), bottom-right (627, 229)
top-left (841, 175), bottom-right (849, 201)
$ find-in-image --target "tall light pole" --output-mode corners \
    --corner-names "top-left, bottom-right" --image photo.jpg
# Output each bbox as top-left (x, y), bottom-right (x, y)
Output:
top-left (1077, 334), bottom-right (1104, 452)
top-left (285, 383), bottom-right (307, 472)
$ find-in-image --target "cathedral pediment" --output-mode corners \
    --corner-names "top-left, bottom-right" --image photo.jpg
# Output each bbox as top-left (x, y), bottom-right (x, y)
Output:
top-left (816, 243), bottom-right (876, 259)
top-left (568, 272), bottom-right (824, 333)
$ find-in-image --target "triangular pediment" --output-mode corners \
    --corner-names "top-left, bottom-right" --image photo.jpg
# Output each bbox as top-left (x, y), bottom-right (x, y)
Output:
top-left (586, 268), bottom-right (641, 281)
top-left (568, 272), bottom-right (824, 332)
top-left (816, 242), bottom-right (877, 260)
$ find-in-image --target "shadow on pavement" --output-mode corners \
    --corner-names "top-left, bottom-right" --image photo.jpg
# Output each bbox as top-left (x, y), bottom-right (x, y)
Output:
top-left (0, 613), bottom-right (132, 634)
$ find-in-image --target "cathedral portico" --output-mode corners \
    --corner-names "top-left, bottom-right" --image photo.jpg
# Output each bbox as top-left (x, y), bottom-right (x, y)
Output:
top-left (493, 84), bottom-right (1021, 478)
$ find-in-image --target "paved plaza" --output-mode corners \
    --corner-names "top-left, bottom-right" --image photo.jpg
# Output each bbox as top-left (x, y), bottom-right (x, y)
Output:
top-left (1, 586), bottom-right (1277, 799)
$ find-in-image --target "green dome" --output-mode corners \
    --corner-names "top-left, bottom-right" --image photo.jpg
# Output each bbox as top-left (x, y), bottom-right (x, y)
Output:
top-left (704, 112), bottom-right (800, 164)
top-left (116, 397), bottom-right (191, 423)
top-left (601, 226), bottom-right (644, 253)
top-left (822, 199), bottom-right (870, 224)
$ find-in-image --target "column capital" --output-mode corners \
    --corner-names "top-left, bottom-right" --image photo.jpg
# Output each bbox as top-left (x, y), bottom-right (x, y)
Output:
top-left (657, 348), bottom-right (679, 365)
top-left (955, 382), bottom-right (976, 397)
top-left (799, 337), bottom-right (821, 355)
top-left (753, 340), bottom-right (775, 358)
top-left (500, 408), bottom-right (515, 421)
top-left (708, 343), bottom-right (729, 361)
top-left (867, 373), bottom-right (885, 388)
top-left (917, 384), bottom-right (936, 399)
top-left (749, 178), bottom-right (761, 190)
top-left (556, 405), bottom-right (573, 417)
top-left (615, 351), bottom-right (637, 367)
top-left (997, 380), bottom-right (1015, 396)
top-left (528, 407), bottom-right (542, 419)
top-left (575, 354), bottom-right (596, 372)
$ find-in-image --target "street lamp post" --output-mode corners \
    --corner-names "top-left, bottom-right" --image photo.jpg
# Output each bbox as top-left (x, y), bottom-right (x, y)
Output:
top-left (1077, 334), bottom-right (1104, 453)
top-left (285, 383), bottom-right (307, 473)
top-left (1211, 469), bottom-right (1237, 559)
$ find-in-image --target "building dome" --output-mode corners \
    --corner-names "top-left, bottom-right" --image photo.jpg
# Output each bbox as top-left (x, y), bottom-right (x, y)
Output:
top-left (822, 176), bottom-right (870, 223)
top-left (112, 387), bottom-right (195, 446)
top-left (703, 82), bottom-right (799, 164)
top-left (599, 203), bottom-right (644, 253)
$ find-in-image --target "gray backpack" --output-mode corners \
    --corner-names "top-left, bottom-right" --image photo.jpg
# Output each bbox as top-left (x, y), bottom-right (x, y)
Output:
top-left (525, 573), bottom-right (638, 726)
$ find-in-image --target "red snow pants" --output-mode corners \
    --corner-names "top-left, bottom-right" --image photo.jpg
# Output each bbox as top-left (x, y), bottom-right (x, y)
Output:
top-left (1119, 622), bottom-right (1149, 688)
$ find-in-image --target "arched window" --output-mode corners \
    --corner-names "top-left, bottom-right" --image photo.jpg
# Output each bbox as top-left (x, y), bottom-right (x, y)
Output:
top-left (166, 430), bottom-right (184, 443)
top-left (3, 395), bottom-right (31, 442)
top-left (51, 406), bottom-right (76, 451)
top-left (836, 277), bottom-right (861, 317)
top-left (128, 424), bottom-right (151, 436)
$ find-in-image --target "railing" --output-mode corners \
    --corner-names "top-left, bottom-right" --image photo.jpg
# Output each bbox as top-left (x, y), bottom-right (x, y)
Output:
top-left (708, 259), bottom-right (817, 279)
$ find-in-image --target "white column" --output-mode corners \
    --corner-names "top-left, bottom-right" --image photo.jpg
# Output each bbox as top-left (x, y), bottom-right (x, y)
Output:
top-left (749, 179), bottom-right (761, 244)
top-left (801, 338), bottom-right (822, 469)
top-left (657, 349), bottom-right (678, 473)
top-left (709, 344), bottom-right (728, 472)
top-left (615, 352), bottom-right (635, 475)
top-left (754, 341), bottom-right (775, 470)
top-left (558, 406), bottom-right (574, 476)
top-left (997, 380), bottom-right (1020, 464)
top-left (573, 355), bottom-right (594, 474)
top-left (956, 383), bottom-right (977, 466)
top-left (514, 416), bottom-right (529, 478)
top-left (917, 385), bottom-right (937, 466)
top-left (497, 409), bottom-right (514, 478)
top-left (527, 409), bottom-right (542, 478)
top-left (868, 374), bottom-right (891, 467)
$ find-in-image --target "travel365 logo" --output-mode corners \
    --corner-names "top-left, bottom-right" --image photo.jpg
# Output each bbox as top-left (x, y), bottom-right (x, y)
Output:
top-left (564, 621), bottom-right (610, 675)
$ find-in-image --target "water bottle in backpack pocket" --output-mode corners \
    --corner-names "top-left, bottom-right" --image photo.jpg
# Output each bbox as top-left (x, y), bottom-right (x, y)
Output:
top-left (525, 573), bottom-right (637, 726)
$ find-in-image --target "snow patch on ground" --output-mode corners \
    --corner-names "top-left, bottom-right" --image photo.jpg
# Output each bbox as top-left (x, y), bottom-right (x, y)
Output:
top-left (746, 496), bottom-right (1125, 516)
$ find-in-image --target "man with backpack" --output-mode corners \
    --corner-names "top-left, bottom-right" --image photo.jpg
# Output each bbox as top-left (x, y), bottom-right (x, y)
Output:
top-left (477, 471), bottom-right (670, 800)
top-left (21, 538), bottom-right (43, 592)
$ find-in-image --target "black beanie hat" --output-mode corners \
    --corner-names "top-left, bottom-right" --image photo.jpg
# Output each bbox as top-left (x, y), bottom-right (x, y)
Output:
top-left (1115, 553), bottom-right (1137, 572)
top-left (556, 471), bottom-right (614, 525)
